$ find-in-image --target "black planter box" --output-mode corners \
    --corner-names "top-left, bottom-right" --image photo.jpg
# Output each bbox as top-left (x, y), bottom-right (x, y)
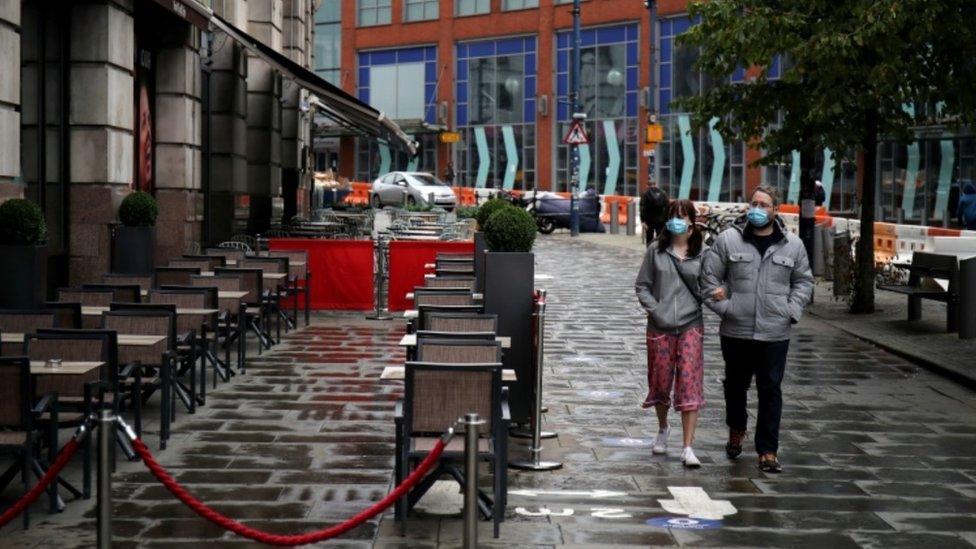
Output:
top-left (474, 232), bottom-right (487, 292)
top-left (0, 244), bottom-right (48, 309)
top-left (483, 251), bottom-right (535, 424)
top-left (112, 226), bottom-right (156, 275)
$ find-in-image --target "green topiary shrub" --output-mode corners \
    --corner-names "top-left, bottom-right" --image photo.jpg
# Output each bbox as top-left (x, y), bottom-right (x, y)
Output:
top-left (484, 205), bottom-right (536, 253)
top-left (0, 198), bottom-right (48, 245)
top-left (455, 205), bottom-right (479, 219)
top-left (119, 191), bottom-right (159, 227)
top-left (475, 198), bottom-right (513, 230)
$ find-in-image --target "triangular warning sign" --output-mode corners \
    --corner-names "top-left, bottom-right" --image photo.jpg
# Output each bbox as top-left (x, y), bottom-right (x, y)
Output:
top-left (562, 120), bottom-right (589, 145)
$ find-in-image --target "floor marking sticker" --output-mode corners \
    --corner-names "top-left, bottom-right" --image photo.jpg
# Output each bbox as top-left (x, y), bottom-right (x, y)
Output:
top-left (658, 486), bottom-right (737, 520)
top-left (646, 516), bottom-right (724, 530)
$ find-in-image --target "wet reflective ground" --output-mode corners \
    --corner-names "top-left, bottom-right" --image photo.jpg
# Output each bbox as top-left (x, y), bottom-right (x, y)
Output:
top-left (3, 235), bottom-right (976, 547)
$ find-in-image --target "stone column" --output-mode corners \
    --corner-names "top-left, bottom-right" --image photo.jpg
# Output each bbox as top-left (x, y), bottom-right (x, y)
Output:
top-left (210, 0), bottom-right (250, 243)
top-left (246, 0), bottom-right (283, 234)
top-left (68, 0), bottom-right (135, 284)
top-left (154, 25), bottom-right (202, 263)
top-left (281, 0), bottom-right (312, 222)
top-left (0, 2), bottom-right (21, 201)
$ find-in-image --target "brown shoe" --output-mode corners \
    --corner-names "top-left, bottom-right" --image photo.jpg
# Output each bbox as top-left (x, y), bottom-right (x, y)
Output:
top-left (758, 453), bottom-right (782, 473)
top-left (726, 429), bottom-right (746, 459)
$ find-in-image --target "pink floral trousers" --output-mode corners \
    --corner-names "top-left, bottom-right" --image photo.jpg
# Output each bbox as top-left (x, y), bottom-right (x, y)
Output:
top-left (642, 326), bottom-right (705, 412)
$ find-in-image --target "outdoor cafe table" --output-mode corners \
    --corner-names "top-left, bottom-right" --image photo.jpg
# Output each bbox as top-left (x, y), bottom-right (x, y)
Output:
top-left (380, 365), bottom-right (516, 381)
top-left (199, 271), bottom-right (288, 286)
top-left (82, 306), bottom-right (221, 317)
top-left (140, 290), bottom-right (250, 301)
top-left (398, 333), bottom-right (510, 348)
top-left (30, 360), bottom-right (104, 376)
top-left (405, 292), bottom-right (483, 301)
top-left (397, 235), bottom-right (443, 241)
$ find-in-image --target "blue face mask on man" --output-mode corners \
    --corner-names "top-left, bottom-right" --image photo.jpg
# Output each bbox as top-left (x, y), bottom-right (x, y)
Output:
top-left (665, 217), bottom-right (688, 235)
top-left (747, 207), bottom-right (770, 227)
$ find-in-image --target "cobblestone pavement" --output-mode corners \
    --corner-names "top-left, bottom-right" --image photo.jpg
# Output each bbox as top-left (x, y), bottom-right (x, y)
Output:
top-left (377, 234), bottom-right (976, 548)
top-left (3, 235), bottom-right (976, 547)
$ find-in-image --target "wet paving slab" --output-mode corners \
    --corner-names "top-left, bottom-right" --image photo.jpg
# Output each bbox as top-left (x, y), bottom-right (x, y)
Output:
top-left (3, 235), bottom-right (976, 547)
top-left (374, 235), bottom-right (976, 547)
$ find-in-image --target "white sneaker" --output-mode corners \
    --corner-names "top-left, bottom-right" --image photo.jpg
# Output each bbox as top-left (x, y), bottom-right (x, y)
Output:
top-left (652, 427), bottom-right (670, 455)
top-left (682, 446), bottom-right (701, 468)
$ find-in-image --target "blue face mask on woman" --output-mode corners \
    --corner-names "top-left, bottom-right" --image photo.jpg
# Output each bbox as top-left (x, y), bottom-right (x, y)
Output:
top-left (747, 207), bottom-right (770, 227)
top-left (665, 217), bottom-right (688, 235)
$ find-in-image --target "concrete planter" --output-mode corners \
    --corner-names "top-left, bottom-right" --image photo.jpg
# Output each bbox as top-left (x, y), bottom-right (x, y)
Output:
top-left (113, 225), bottom-right (156, 275)
top-left (483, 251), bottom-right (535, 424)
top-left (0, 244), bottom-right (48, 309)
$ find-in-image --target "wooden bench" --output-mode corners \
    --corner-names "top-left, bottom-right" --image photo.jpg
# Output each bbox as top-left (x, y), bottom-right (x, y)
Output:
top-left (879, 252), bottom-right (959, 332)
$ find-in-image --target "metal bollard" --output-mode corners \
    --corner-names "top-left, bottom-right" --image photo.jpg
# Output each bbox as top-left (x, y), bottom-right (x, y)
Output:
top-left (510, 290), bottom-right (563, 472)
top-left (428, 192), bottom-right (436, 208)
top-left (610, 202), bottom-right (620, 234)
top-left (626, 201), bottom-right (637, 236)
top-left (366, 238), bottom-right (392, 320)
top-left (97, 410), bottom-right (113, 549)
top-left (896, 207), bottom-right (905, 225)
top-left (943, 212), bottom-right (951, 228)
top-left (463, 413), bottom-right (485, 549)
top-left (960, 257), bottom-right (976, 340)
top-left (402, 190), bottom-right (409, 207)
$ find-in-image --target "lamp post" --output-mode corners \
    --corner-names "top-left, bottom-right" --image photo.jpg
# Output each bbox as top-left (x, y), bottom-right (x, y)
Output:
top-left (569, 0), bottom-right (582, 237)
top-left (645, 0), bottom-right (658, 191)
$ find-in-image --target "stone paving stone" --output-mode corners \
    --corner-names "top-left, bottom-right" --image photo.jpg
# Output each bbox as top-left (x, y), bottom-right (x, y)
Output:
top-left (4, 235), bottom-right (976, 547)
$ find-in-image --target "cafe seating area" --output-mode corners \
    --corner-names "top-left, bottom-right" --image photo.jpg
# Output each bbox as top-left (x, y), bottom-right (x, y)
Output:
top-left (0, 241), bottom-right (313, 526)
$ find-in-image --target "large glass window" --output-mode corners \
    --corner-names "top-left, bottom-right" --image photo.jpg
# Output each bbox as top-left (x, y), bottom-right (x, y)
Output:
top-left (456, 37), bottom-right (537, 190)
top-left (357, 46), bottom-right (438, 122)
top-left (879, 134), bottom-right (976, 226)
top-left (503, 0), bottom-right (538, 10)
top-left (404, 0), bottom-right (438, 21)
top-left (358, 0), bottom-right (391, 26)
top-left (555, 25), bottom-right (640, 196)
top-left (314, 2), bottom-right (341, 84)
top-left (456, 0), bottom-right (490, 17)
top-left (656, 16), bottom-right (745, 201)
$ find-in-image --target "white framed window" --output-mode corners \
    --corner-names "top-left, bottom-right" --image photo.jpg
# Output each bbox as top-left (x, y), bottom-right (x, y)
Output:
top-left (503, 0), bottom-right (538, 10)
top-left (404, 0), bottom-right (438, 21)
top-left (456, 0), bottom-right (490, 17)
top-left (358, 0), bottom-right (391, 27)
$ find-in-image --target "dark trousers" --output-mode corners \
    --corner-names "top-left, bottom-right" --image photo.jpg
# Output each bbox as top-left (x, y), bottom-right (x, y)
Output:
top-left (720, 336), bottom-right (790, 455)
top-left (644, 222), bottom-right (665, 247)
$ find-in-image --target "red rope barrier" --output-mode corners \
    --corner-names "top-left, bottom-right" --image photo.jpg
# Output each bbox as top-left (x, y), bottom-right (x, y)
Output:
top-left (131, 435), bottom-right (447, 546)
top-left (0, 438), bottom-right (81, 529)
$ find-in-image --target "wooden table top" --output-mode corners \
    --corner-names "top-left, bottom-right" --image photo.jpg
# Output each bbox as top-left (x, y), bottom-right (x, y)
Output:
top-left (139, 290), bottom-right (249, 300)
top-left (380, 365), bottom-right (516, 381)
top-left (406, 292), bottom-right (482, 301)
top-left (1, 333), bottom-right (25, 344)
top-left (398, 333), bottom-right (510, 348)
top-left (118, 335), bottom-right (167, 346)
top-left (82, 306), bottom-right (219, 316)
top-left (200, 271), bottom-right (287, 280)
top-left (4, 333), bottom-right (164, 347)
top-left (30, 361), bottom-right (104, 375)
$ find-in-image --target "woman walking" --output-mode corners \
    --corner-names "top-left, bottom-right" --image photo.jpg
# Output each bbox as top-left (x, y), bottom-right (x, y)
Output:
top-left (635, 199), bottom-right (708, 468)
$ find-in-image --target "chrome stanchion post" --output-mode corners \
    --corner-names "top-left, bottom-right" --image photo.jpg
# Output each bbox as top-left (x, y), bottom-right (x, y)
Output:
top-left (97, 410), bottom-right (113, 549)
top-left (510, 290), bottom-right (563, 471)
top-left (366, 237), bottom-right (392, 320)
top-left (463, 413), bottom-right (484, 549)
top-left (511, 291), bottom-right (557, 439)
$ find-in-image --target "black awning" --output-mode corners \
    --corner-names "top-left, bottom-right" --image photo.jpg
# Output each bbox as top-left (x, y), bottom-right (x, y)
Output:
top-left (210, 14), bottom-right (416, 155)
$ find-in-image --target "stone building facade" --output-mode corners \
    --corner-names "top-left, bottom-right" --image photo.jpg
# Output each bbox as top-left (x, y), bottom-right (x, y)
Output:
top-left (0, 0), bottom-right (316, 287)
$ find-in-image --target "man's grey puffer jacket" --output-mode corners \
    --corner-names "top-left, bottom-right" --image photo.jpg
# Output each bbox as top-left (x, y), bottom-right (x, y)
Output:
top-left (700, 215), bottom-right (814, 342)
top-left (635, 243), bottom-right (707, 334)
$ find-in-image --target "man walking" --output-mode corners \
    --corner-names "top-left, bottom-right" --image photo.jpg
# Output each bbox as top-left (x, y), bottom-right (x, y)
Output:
top-left (700, 186), bottom-right (814, 473)
top-left (640, 183), bottom-right (669, 247)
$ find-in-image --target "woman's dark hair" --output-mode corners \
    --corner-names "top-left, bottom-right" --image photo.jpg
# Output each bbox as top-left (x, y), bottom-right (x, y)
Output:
top-left (657, 199), bottom-right (703, 256)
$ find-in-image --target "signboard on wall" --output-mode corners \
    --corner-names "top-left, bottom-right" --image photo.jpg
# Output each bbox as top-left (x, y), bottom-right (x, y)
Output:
top-left (146, 0), bottom-right (211, 30)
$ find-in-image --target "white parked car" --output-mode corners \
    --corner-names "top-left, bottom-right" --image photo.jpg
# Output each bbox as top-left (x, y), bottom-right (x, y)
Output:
top-left (370, 172), bottom-right (457, 210)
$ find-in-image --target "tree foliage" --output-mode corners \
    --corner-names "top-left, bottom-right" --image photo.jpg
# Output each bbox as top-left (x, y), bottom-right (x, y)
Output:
top-left (676, 0), bottom-right (976, 162)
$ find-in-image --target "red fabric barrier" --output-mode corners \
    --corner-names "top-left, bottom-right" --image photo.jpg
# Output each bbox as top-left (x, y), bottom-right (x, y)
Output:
top-left (269, 239), bottom-right (375, 310)
top-left (387, 241), bottom-right (475, 311)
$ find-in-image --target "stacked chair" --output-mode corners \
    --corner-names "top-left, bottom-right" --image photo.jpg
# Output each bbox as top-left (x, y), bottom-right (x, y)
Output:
top-left (395, 252), bottom-right (509, 537)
